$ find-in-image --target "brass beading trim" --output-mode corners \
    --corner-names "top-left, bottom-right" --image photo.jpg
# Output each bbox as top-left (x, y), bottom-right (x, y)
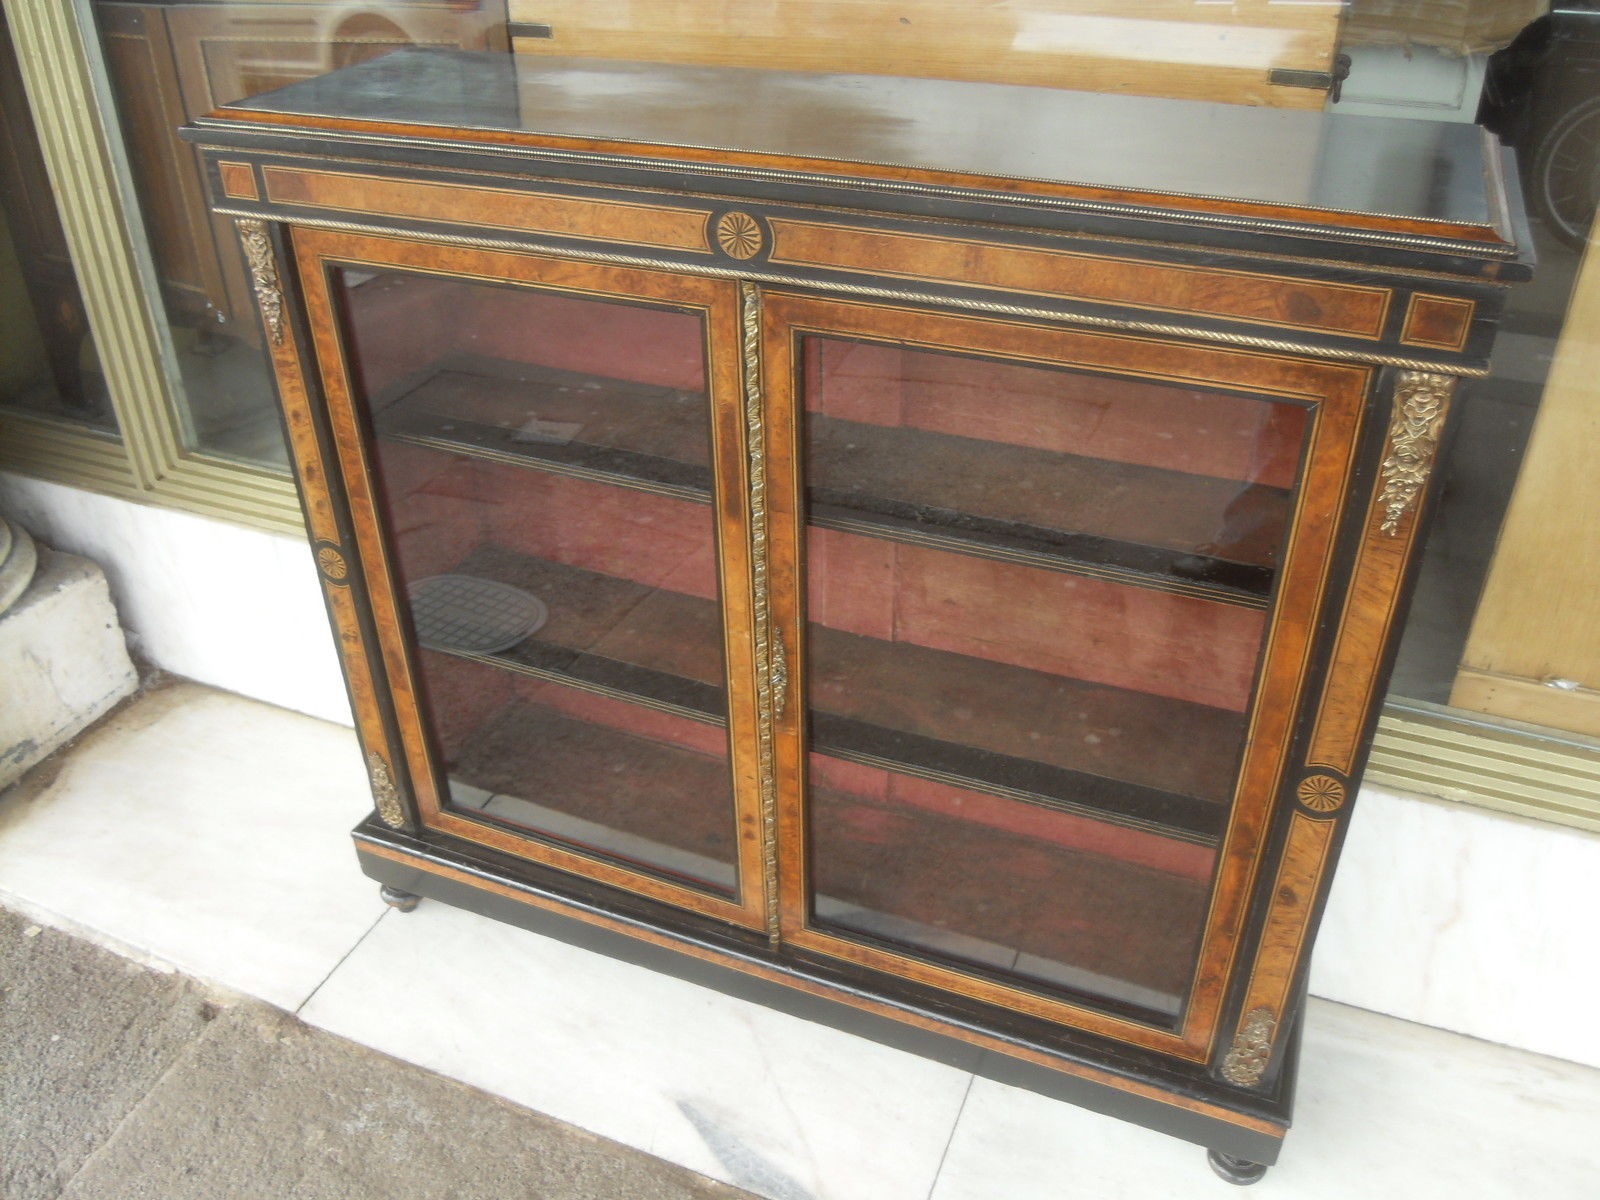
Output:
top-left (740, 281), bottom-right (782, 945)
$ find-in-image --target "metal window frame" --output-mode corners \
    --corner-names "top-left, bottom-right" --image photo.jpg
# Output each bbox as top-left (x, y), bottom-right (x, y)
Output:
top-left (0, 0), bottom-right (300, 533)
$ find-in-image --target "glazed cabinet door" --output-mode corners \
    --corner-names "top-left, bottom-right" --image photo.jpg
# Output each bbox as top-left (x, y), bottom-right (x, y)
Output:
top-left (759, 291), bottom-right (1373, 1059)
top-left (288, 228), bottom-right (768, 930)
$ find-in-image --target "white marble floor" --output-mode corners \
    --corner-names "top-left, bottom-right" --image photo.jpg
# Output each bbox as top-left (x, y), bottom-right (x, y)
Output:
top-left (3, 682), bottom-right (1597, 1200)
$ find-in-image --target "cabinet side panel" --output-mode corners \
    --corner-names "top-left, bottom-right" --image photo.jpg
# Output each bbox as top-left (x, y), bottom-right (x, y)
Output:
top-left (239, 218), bottom-right (410, 825)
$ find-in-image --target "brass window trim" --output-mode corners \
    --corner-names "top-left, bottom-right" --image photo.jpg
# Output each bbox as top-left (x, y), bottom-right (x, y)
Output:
top-left (1369, 702), bottom-right (1600, 836)
top-left (4, 1), bottom-right (1596, 834)
top-left (0, 0), bottom-right (302, 535)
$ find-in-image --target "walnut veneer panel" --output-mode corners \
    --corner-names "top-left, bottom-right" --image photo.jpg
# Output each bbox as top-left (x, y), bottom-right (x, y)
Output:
top-left (769, 220), bottom-right (1392, 338)
top-left (262, 165), bottom-right (712, 253)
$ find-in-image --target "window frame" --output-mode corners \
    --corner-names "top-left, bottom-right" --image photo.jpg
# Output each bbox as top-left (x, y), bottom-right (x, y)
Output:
top-left (0, 0), bottom-right (300, 532)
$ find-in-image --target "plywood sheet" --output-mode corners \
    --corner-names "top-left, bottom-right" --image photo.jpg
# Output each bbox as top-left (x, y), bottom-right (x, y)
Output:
top-left (509, 0), bottom-right (1343, 108)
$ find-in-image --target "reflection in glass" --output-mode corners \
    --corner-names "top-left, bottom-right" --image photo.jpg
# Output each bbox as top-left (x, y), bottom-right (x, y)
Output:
top-left (0, 14), bottom-right (113, 432)
top-left (337, 267), bottom-right (739, 896)
top-left (1390, 28), bottom-right (1600, 734)
top-left (88, 2), bottom-right (506, 468)
top-left (799, 336), bottom-right (1310, 1019)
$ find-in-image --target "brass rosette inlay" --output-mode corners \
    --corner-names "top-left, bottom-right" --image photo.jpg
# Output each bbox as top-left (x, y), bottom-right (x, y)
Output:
top-left (717, 211), bottom-right (764, 259)
top-left (317, 546), bottom-right (348, 581)
top-left (1296, 774), bottom-right (1346, 814)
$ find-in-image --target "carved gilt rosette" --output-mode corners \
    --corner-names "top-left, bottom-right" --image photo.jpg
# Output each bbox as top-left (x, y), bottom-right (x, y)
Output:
top-left (1376, 371), bottom-right (1454, 535)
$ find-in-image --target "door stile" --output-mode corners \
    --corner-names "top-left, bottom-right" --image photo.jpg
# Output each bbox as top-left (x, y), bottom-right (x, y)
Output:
top-left (737, 281), bottom-right (786, 946)
top-left (753, 285), bottom-right (810, 950)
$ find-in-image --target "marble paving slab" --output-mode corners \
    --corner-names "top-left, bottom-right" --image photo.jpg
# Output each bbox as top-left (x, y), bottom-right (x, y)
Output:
top-left (0, 682), bottom-right (384, 1010)
top-left (299, 900), bottom-right (973, 1200)
top-left (929, 997), bottom-right (1600, 1200)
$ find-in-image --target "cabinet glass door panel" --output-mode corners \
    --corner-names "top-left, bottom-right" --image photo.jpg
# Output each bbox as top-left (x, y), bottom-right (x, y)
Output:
top-left (764, 294), bottom-right (1343, 1039)
top-left (803, 337), bottom-right (1307, 602)
top-left (296, 231), bottom-right (761, 927)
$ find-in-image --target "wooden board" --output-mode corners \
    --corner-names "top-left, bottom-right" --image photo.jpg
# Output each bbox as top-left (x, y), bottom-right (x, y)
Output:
top-left (1452, 239), bottom-right (1600, 738)
top-left (402, 534), bottom-right (1243, 835)
top-left (508, 0), bottom-right (1344, 109)
top-left (375, 355), bottom-right (1292, 600)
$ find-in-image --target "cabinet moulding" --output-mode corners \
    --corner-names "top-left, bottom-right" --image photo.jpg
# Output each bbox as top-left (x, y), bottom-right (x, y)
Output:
top-left (366, 751), bottom-right (404, 828)
top-left (740, 280), bottom-right (782, 944)
top-left (1378, 371), bottom-right (1454, 535)
top-left (235, 217), bottom-right (285, 345)
top-left (1220, 1006), bottom-right (1279, 1087)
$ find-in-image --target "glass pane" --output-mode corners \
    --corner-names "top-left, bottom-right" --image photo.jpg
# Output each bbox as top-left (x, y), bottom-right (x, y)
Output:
top-left (0, 15), bottom-right (113, 433)
top-left (338, 267), bottom-right (738, 897)
top-left (88, 2), bottom-right (505, 468)
top-left (800, 336), bottom-right (1310, 1019)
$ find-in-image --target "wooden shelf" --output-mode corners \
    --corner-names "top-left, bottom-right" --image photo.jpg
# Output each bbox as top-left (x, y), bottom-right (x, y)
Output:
top-left (425, 544), bottom-right (728, 725)
top-left (374, 356), bottom-right (1282, 605)
top-left (810, 783), bottom-right (1208, 1012)
top-left (419, 544), bottom-right (1235, 844)
top-left (441, 692), bottom-right (739, 895)
top-left (373, 356), bottom-right (715, 503)
top-left (808, 414), bottom-right (1285, 605)
top-left (438, 683), bottom-right (1202, 1008)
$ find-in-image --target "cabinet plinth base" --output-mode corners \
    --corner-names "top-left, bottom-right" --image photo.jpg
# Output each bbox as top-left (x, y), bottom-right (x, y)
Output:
top-left (352, 814), bottom-right (1297, 1173)
top-left (1208, 1149), bottom-right (1269, 1185)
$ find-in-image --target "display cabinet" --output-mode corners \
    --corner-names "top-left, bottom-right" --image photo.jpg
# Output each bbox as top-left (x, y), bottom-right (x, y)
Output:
top-left (181, 49), bottom-right (1528, 1181)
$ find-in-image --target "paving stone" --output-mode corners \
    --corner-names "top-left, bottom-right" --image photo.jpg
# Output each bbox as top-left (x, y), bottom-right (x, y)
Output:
top-left (0, 907), bottom-right (218, 1200)
top-left (55, 996), bottom-right (755, 1200)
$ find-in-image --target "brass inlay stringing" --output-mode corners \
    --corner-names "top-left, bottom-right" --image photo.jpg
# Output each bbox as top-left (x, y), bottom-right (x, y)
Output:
top-left (1220, 1006), bottom-right (1278, 1087)
top-left (235, 217), bottom-right (285, 345)
top-left (741, 281), bottom-right (781, 944)
top-left (1296, 774), bottom-right (1346, 813)
top-left (717, 211), bottom-right (763, 259)
top-left (1377, 371), bottom-right (1454, 534)
top-left (366, 751), bottom-right (404, 828)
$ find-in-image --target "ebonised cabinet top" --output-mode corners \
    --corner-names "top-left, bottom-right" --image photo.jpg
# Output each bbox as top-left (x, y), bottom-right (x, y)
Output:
top-left (191, 48), bottom-right (1528, 275)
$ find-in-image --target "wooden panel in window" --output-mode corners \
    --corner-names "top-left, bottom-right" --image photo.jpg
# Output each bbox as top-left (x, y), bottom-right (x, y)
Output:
top-left (1452, 240), bottom-right (1600, 737)
top-left (509, 1), bottom-right (1344, 109)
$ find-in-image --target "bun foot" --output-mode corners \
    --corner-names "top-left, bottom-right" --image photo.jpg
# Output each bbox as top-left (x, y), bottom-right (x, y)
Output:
top-left (379, 884), bottom-right (421, 913)
top-left (1207, 1150), bottom-right (1268, 1185)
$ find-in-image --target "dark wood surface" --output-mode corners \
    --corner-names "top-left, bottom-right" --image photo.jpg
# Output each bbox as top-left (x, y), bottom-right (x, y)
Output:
top-left (445, 691), bottom-right (740, 890)
top-left (208, 56), bottom-right (1528, 1144)
top-left (206, 49), bottom-right (1514, 251)
top-left (375, 355), bottom-right (1285, 599)
top-left (418, 541), bottom-right (1240, 839)
top-left (810, 784), bottom-right (1208, 1008)
top-left (434, 681), bottom-right (1207, 1008)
